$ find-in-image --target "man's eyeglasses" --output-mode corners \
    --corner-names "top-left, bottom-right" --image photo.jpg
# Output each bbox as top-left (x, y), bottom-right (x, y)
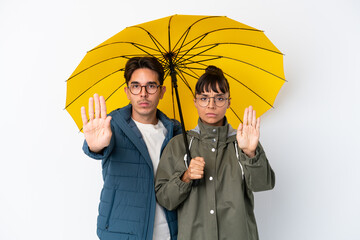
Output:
top-left (128, 83), bottom-right (161, 95)
top-left (196, 96), bottom-right (229, 107)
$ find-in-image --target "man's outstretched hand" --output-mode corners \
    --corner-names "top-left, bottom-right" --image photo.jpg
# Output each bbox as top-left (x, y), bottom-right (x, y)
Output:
top-left (81, 94), bottom-right (112, 153)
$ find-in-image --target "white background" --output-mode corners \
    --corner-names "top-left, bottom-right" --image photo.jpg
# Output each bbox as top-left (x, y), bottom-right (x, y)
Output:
top-left (1, 0), bottom-right (359, 239)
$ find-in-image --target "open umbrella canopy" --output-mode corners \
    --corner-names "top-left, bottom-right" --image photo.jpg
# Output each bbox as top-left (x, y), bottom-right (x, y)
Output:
top-left (66, 14), bottom-right (285, 131)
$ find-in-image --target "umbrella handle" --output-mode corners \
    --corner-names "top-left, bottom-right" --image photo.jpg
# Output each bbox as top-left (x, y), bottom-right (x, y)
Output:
top-left (184, 154), bottom-right (199, 187)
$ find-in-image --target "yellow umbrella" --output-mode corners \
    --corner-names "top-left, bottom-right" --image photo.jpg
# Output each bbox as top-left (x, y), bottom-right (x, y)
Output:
top-left (66, 14), bottom-right (285, 132)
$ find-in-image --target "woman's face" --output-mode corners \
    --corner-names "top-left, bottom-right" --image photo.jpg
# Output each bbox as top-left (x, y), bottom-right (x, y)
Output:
top-left (194, 84), bottom-right (230, 126)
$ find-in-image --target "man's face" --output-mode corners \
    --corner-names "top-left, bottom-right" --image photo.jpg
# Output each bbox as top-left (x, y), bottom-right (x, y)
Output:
top-left (125, 68), bottom-right (166, 123)
top-left (194, 85), bottom-right (230, 126)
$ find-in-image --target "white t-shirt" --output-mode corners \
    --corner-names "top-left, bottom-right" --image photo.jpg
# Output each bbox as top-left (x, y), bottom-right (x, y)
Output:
top-left (133, 119), bottom-right (170, 240)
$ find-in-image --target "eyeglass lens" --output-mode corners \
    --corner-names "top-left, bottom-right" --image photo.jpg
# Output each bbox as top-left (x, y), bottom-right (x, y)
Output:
top-left (198, 97), bottom-right (227, 107)
top-left (129, 84), bottom-right (159, 95)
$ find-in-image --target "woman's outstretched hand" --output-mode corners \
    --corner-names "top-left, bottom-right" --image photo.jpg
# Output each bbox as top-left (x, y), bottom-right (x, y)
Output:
top-left (236, 106), bottom-right (260, 158)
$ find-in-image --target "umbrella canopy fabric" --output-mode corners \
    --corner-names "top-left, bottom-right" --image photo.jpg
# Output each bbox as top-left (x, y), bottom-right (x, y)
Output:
top-left (66, 14), bottom-right (285, 131)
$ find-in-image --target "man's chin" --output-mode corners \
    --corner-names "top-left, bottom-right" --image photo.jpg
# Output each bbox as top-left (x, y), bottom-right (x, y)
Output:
top-left (136, 107), bottom-right (156, 115)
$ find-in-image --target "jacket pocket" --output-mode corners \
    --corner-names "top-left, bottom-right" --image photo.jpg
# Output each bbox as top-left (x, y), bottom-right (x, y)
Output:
top-left (100, 230), bottom-right (138, 240)
top-left (99, 189), bottom-right (116, 230)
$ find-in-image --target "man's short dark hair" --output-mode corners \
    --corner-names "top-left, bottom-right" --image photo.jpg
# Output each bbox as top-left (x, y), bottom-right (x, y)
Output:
top-left (124, 57), bottom-right (165, 85)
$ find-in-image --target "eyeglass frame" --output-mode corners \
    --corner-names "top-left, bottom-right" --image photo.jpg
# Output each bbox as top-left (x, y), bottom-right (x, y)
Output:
top-left (127, 82), bottom-right (162, 95)
top-left (195, 95), bottom-right (230, 107)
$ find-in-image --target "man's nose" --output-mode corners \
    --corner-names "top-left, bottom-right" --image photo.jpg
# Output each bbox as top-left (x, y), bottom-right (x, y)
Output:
top-left (140, 86), bottom-right (148, 97)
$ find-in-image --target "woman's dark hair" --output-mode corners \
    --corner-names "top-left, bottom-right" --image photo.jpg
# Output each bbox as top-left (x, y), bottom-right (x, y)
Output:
top-left (124, 57), bottom-right (164, 85)
top-left (195, 65), bottom-right (230, 95)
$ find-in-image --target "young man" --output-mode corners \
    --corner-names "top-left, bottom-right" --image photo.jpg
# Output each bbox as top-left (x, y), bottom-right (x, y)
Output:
top-left (155, 66), bottom-right (275, 240)
top-left (81, 57), bottom-right (181, 240)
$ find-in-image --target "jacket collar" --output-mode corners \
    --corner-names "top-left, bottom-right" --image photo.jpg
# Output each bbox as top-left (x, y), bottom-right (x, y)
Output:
top-left (112, 104), bottom-right (180, 171)
top-left (117, 104), bottom-right (172, 128)
top-left (190, 117), bottom-right (237, 140)
top-left (112, 105), bottom-right (168, 172)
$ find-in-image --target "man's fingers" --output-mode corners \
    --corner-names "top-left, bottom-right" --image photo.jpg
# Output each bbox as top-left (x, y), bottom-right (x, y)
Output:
top-left (88, 97), bottom-right (94, 120)
top-left (94, 94), bottom-right (100, 118)
top-left (100, 96), bottom-right (107, 119)
top-left (105, 116), bottom-right (112, 128)
top-left (81, 106), bottom-right (88, 125)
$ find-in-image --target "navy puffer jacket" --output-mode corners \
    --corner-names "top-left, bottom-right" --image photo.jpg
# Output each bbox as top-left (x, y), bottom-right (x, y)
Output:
top-left (83, 104), bottom-right (182, 240)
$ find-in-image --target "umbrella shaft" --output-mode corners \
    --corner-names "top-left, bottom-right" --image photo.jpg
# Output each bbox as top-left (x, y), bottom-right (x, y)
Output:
top-left (169, 59), bottom-right (199, 186)
top-left (168, 59), bottom-right (191, 163)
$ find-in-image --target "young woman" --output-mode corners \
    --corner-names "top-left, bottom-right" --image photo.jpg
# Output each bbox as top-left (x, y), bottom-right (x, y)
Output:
top-left (155, 66), bottom-right (275, 240)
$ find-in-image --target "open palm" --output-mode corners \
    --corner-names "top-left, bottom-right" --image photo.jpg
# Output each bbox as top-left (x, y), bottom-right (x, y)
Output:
top-left (81, 94), bottom-right (112, 153)
top-left (236, 106), bottom-right (260, 158)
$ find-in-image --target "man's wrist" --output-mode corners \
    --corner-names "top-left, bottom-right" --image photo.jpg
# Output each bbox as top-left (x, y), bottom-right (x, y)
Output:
top-left (89, 145), bottom-right (104, 154)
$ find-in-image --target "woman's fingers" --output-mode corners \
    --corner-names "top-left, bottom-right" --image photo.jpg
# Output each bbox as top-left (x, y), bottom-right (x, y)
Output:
top-left (252, 109), bottom-right (257, 127)
top-left (248, 106), bottom-right (253, 125)
top-left (243, 107), bottom-right (248, 126)
top-left (242, 106), bottom-right (259, 128)
top-left (237, 123), bottom-right (243, 133)
top-left (189, 157), bottom-right (205, 179)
